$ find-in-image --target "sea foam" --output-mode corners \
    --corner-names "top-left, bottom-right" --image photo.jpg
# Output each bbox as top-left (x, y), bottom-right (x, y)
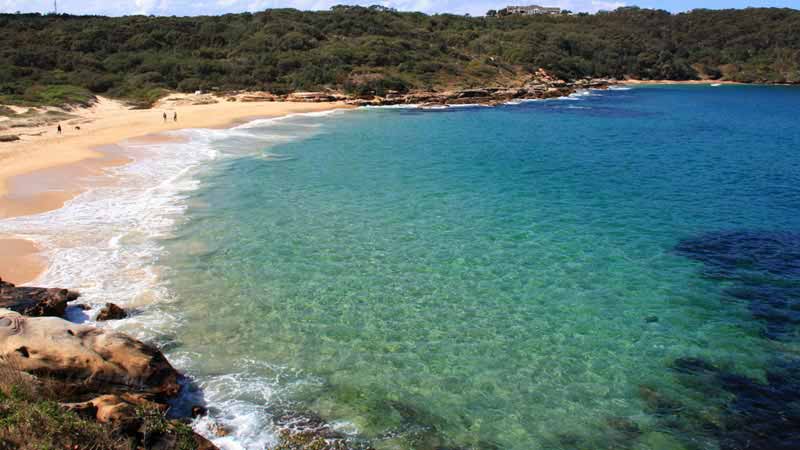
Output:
top-left (0, 111), bottom-right (347, 449)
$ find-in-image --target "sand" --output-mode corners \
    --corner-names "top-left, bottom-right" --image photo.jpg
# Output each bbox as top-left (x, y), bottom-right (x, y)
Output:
top-left (0, 238), bottom-right (45, 285)
top-left (0, 94), bottom-right (353, 284)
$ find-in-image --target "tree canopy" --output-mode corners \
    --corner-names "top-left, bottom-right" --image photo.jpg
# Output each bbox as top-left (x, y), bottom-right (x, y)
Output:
top-left (1, 6), bottom-right (798, 106)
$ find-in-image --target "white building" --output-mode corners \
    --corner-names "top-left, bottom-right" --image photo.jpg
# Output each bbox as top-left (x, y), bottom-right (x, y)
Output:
top-left (505, 5), bottom-right (562, 15)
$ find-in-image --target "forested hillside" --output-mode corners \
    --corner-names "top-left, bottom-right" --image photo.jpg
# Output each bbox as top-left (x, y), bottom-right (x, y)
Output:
top-left (1, 6), bottom-right (798, 106)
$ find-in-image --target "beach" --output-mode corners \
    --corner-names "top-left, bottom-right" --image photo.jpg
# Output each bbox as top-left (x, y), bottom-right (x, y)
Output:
top-left (0, 95), bottom-right (351, 285)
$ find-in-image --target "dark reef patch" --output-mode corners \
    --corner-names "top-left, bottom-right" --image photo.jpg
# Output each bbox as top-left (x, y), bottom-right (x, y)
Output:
top-left (676, 230), bottom-right (800, 340)
top-left (671, 230), bottom-right (800, 449)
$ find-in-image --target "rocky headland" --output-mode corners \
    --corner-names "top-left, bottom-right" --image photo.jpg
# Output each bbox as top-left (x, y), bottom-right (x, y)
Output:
top-left (214, 69), bottom-right (617, 108)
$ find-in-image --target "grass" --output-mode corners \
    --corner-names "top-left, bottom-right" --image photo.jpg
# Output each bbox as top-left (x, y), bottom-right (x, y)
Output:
top-left (0, 361), bottom-right (124, 450)
top-left (0, 85), bottom-right (96, 108)
top-left (0, 359), bottom-right (202, 450)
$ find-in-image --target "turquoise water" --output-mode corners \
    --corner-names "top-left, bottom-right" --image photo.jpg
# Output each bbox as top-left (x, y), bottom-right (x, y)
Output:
top-left (160, 86), bottom-right (800, 449)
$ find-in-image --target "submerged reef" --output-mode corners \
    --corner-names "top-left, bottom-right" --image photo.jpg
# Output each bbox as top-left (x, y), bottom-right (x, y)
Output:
top-left (669, 231), bottom-right (800, 449)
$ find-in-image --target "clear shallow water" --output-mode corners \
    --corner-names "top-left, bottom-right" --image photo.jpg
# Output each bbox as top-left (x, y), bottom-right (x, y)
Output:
top-left (6, 86), bottom-right (798, 450)
top-left (158, 86), bottom-right (800, 449)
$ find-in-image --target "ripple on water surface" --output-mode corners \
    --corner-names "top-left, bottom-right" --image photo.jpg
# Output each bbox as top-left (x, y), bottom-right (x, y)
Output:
top-left (6, 88), bottom-right (798, 450)
top-left (157, 86), bottom-right (800, 449)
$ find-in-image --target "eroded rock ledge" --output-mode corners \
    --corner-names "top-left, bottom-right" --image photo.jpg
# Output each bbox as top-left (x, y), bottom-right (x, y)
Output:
top-left (222, 70), bottom-right (617, 108)
top-left (0, 278), bottom-right (78, 317)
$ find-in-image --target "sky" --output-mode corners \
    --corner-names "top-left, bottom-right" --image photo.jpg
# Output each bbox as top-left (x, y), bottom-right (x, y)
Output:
top-left (0, 0), bottom-right (797, 17)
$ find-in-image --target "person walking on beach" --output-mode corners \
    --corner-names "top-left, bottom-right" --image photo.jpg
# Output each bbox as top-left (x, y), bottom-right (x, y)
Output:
top-left (173, 112), bottom-right (177, 122)
top-left (57, 124), bottom-right (62, 135)
top-left (163, 112), bottom-right (167, 123)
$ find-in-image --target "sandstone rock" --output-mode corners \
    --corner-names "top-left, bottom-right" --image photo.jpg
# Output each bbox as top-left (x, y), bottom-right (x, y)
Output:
top-left (0, 308), bottom-right (179, 398)
top-left (96, 302), bottom-right (127, 321)
top-left (288, 92), bottom-right (337, 102)
top-left (63, 394), bottom-right (219, 450)
top-left (63, 393), bottom-right (163, 427)
top-left (456, 89), bottom-right (490, 98)
top-left (0, 278), bottom-right (78, 317)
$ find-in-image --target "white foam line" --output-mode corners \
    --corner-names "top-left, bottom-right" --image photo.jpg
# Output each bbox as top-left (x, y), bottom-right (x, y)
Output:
top-left (0, 107), bottom-right (355, 449)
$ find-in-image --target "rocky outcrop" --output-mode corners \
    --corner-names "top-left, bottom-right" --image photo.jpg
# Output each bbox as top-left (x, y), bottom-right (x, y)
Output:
top-left (0, 277), bottom-right (78, 317)
top-left (215, 70), bottom-right (616, 109)
top-left (63, 393), bottom-right (166, 426)
top-left (97, 302), bottom-right (128, 321)
top-left (0, 308), bottom-right (179, 399)
top-left (343, 72), bottom-right (616, 107)
top-left (271, 408), bottom-right (375, 450)
top-left (63, 393), bottom-right (218, 449)
top-left (0, 279), bottom-right (218, 449)
top-left (288, 92), bottom-right (343, 102)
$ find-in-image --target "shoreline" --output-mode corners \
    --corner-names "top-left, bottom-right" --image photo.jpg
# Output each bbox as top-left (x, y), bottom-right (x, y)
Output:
top-left (622, 79), bottom-right (746, 86)
top-left (0, 97), bottom-right (353, 285)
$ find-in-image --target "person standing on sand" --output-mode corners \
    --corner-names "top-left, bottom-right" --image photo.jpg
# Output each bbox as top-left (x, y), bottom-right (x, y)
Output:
top-left (174, 112), bottom-right (177, 122)
top-left (163, 112), bottom-right (167, 123)
top-left (57, 124), bottom-right (61, 135)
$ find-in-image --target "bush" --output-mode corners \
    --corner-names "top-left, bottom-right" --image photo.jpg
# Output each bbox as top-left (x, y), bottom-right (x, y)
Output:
top-left (0, 6), bottom-right (797, 106)
top-left (13, 84), bottom-right (96, 107)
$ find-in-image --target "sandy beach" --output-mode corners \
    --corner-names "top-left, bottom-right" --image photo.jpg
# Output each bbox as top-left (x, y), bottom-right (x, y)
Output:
top-left (0, 94), bottom-right (352, 285)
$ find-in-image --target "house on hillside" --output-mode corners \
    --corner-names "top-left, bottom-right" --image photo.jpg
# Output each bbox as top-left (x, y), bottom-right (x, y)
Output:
top-left (504, 5), bottom-right (561, 15)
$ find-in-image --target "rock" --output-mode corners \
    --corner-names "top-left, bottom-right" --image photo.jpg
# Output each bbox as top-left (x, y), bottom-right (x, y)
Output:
top-left (456, 88), bottom-right (490, 98)
top-left (96, 303), bottom-right (127, 321)
top-left (190, 432), bottom-right (220, 450)
top-left (239, 93), bottom-right (278, 102)
top-left (208, 422), bottom-right (233, 437)
top-left (639, 432), bottom-right (689, 450)
top-left (62, 394), bottom-right (219, 450)
top-left (645, 315), bottom-right (659, 323)
top-left (191, 405), bottom-right (208, 418)
top-left (287, 92), bottom-right (337, 102)
top-left (0, 135), bottom-right (20, 142)
top-left (63, 393), bottom-right (163, 430)
top-left (0, 308), bottom-right (179, 398)
top-left (0, 278), bottom-right (78, 317)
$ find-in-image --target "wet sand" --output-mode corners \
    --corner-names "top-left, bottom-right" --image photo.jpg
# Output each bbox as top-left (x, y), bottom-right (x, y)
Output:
top-left (0, 238), bottom-right (45, 285)
top-left (0, 95), bottom-right (352, 284)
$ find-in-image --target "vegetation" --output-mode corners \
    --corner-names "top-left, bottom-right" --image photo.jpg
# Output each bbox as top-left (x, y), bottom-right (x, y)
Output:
top-left (0, 6), bottom-right (799, 105)
top-left (0, 361), bottom-right (201, 450)
top-left (0, 364), bottom-right (122, 449)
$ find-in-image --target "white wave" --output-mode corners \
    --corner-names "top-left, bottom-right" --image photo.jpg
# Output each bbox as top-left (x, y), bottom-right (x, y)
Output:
top-left (234, 108), bottom-right (345, 129)
top-left (191, 372), bottom-right (280, 450)
top-left (0, 109), bottom-right (352, 449)
top-left (363, 103), bottom-right (420, 109)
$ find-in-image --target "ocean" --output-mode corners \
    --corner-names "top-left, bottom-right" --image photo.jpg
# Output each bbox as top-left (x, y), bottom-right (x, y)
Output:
top-left (3, 85), bottom-right (800, 450)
